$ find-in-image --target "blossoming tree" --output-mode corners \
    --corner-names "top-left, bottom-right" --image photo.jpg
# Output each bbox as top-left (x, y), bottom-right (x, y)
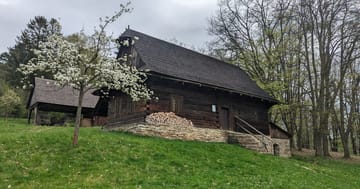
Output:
top-left (19, 3), bottom-right (153, 145)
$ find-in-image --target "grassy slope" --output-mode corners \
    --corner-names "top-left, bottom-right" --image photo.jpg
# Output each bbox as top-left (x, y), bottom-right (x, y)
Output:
top-left (0, 119), bottom-right (359, 189)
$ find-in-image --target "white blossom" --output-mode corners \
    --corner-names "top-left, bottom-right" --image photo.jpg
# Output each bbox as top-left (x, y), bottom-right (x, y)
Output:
top-left (18, 2), bottom-right (139, 145)
top-left (19, 34), bottom-right (152, 101)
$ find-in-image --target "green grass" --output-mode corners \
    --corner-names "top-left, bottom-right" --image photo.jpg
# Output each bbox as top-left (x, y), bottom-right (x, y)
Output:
top-left (0, 118), bottom-right (359, 189)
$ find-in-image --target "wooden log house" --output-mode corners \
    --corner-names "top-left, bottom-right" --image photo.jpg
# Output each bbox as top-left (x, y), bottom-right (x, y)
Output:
top-left (27, 77), bottom-right (107, 126)
top-left (104, 29), bottom-right (280, 136)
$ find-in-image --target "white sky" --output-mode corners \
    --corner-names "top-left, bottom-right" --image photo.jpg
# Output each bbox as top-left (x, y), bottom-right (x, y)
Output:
top-left (0, 0), bottom-right (219, 53)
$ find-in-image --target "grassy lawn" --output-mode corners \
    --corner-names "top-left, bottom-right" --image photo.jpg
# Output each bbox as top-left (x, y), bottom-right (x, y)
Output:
top-left (0, 118), bottom-right (359, 189)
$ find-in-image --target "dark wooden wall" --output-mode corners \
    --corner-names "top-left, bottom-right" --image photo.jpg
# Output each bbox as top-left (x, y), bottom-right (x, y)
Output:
top-left (107, 76), bottom-right (273, 134)
top-left (270, 123), bottom-right (291, 139)
top-left (107, 92), bottom-right (146, 125)
top-left (149, 78), bottom-right (220, 129)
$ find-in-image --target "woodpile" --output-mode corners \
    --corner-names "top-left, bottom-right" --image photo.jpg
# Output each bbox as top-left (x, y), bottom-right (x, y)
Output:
top-left (145, 112), bottom-right (193, 127)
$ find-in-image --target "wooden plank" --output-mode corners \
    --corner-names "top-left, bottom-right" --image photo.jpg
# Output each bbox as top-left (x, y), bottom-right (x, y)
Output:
top-left (184, 108), bottom-right (217, 116)
top-left (109, 112), bottom-right (145, 123)
top-left (183, 104), bottom-right (212, 112)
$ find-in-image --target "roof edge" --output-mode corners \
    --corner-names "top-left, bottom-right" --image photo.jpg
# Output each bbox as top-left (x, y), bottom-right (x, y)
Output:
top-left (270, 122), bottom-right (292, 137)
top-left (149, 72), bottom-right (278, 104)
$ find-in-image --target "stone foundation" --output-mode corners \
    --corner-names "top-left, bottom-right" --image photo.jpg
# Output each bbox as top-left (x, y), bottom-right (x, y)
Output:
top-left (107, 123), bottom-right (291, 157)
top-left (272, 138), bottom-right (291, 157)
top-left (109, 123), bottom-right (227, 142)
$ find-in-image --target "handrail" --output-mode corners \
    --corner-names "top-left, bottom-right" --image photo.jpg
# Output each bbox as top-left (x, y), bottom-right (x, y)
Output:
top-left (234, 115), bottom-right (273, 152)
top-left (234, 115), bottom-right (273, 141)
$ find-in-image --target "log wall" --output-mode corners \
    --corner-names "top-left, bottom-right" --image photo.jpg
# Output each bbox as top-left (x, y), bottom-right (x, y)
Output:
top-left (107, 76), bottom-right (272, 134)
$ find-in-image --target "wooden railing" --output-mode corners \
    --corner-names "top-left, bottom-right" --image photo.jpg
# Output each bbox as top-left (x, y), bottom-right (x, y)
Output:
top-left (234, 115), bottom-right (273, 152)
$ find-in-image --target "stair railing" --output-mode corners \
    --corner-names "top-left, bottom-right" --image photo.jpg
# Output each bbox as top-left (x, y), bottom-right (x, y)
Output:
top-left (234, 115), bottom-right (273, 152)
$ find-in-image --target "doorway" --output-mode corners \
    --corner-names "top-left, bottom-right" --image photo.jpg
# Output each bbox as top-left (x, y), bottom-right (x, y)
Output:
top-left (220, 107), bottom-right (230, 130)
top-left (273, 144), bottom-right (280, 156)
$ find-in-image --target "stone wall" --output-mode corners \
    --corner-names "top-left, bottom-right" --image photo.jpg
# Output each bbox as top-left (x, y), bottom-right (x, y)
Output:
top-left (108, 123), bottom-right (291, 157)
top-left (272, 138), bottom-right (291, 157)
top-left (109, 123), bottom-right (227, 143)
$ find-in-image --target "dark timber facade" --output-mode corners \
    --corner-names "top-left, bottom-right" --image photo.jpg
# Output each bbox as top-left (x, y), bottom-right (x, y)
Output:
top-left (106, 29), bottom-right (278, 135)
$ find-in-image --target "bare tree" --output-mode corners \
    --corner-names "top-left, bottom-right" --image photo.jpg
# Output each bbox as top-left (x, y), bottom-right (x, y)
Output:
top-left (209, 0), bottom-right (306, 149)
top-left (209, 0), bottom-right (360, 157)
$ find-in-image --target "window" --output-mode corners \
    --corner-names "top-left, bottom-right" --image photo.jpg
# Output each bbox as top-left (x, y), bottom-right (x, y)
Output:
top-left (170, 95), bottom-right (183, 114)
top-left (211, 105), bottom-right (217, 112)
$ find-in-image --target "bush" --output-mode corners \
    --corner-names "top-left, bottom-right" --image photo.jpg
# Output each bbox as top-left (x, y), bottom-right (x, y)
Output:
top-left (0, 89), bottom-right (21, 119)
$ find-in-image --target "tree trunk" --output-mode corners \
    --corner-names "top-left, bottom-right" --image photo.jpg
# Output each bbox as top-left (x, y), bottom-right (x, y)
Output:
top-left (342, 134), bottom-right (351, 158)
top-left (351, 130), bottom-right (358, 155)
top-left (284, 120), bottom-right (295, 149)
top-left (331, 122), bottom-right (338, 152)
top-left (73, 87), bottom-right (84, 146)
top-left (323, 134), bottom-right (330, 156)
top-left (314, 128), bottom-right (324, 156)
top-left (297, 107), bottom-right (303, 151)
top-left (305, 115), bottom-right (311, 149)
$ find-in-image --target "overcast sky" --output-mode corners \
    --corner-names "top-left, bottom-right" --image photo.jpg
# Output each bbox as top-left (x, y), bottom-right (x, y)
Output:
top-left (0, 0), bottom-right (219, 54)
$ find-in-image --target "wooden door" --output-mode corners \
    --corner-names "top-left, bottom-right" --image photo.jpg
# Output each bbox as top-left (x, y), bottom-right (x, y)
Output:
top-left (220, 107), bottom-right (230, 130)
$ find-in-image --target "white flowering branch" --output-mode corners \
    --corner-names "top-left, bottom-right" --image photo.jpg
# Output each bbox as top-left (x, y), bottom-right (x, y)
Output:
top-left (18, 2), bottom-right (152, 145)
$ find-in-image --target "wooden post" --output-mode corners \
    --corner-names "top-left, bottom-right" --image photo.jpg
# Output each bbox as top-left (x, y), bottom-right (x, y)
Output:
top-left (33, 105), bottom-right (39, 125)
top-left (27, 108), bottom-right (32, 125)
top-left (146, 100), bottom-right (150, 115)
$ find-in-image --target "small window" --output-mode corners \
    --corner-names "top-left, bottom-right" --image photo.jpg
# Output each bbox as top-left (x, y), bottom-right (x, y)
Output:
top-left (170, 95), bottom-right (183, 114)
top-left (211, 105), bottom-right (217, 112)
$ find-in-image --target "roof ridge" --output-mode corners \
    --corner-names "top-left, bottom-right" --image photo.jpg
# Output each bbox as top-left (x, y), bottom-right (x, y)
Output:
top-left (121, 29), bottom-right (277, 103)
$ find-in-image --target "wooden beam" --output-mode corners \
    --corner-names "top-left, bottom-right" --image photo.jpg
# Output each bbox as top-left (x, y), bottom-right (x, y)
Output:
top-left (27, 108), bottom-right (32, 125)
top-left (33, 105), bottom-right (39, 125)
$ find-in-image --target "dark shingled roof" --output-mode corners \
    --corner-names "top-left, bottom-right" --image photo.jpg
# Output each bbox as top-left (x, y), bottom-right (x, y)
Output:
top-left (121, 29), bottom-right (276, 103)
top-left (29, 77), bottom-right (99, 109)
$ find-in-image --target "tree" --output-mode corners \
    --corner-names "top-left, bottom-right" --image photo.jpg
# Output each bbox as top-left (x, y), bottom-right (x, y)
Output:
top-left (0, 54), bottom-right (10, 89)
top-left (298, 0), bottom-right (360, 157)
top-left (208, 0), bottom-right (304, 149)
top-left (329, 4), bottom-right (360, 157)
top-left (0, 16), bottom-right (62, 120)
top-left (0, 89), bottom-right (21, 122)
top-left (19, 3), bottom-right (153, 145)
top-left (209, 0), bottom-right (360, 157)
top-left (3, 16), bottom-right (62, 87)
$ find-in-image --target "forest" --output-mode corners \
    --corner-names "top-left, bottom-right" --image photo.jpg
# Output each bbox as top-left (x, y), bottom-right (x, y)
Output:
top-left (208, 0), bottom-right (360, 158)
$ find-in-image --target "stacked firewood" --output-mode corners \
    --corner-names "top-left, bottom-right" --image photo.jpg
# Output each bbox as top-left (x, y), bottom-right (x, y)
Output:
top-left (145, 112), bottom-right (193, 127)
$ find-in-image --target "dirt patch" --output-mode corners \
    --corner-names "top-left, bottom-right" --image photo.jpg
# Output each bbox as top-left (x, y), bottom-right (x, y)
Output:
top-left (293, 148), bottom-right (360, 164)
